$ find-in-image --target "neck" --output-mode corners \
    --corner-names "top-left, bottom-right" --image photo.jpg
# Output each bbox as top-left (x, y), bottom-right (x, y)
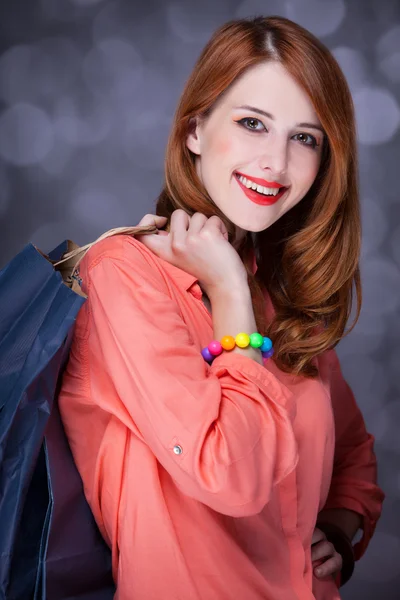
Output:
top-left (232, 226), bottom-right (248, 251)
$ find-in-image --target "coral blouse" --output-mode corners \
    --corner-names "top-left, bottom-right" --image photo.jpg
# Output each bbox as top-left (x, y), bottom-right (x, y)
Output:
top-left (58, 234), bottom-right (384, 600)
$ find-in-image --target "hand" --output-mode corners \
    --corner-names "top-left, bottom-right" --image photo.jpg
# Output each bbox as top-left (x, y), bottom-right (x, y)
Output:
top-left (137, 210), bottom-right (248, 295)
top-left (311, 527), bottom-right (343, 580)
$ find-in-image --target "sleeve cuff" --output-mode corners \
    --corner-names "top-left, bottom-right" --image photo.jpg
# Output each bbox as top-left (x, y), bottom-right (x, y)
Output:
top-left (209, 351), bottom-right (296, 420)
top-left (322, 495), bottom-right (382, 560)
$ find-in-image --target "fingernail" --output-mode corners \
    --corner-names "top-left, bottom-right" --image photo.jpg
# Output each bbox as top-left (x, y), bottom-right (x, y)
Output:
top-left (315, 568), bottom-right (322, 576)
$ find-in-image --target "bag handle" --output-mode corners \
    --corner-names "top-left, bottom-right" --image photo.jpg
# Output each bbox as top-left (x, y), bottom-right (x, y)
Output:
top-left (50, 224), bottom-right (158, 295)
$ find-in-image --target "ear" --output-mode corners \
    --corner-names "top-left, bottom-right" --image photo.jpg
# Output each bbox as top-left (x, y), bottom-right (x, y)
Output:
top-left (186, 116), bottom-right (202, 156)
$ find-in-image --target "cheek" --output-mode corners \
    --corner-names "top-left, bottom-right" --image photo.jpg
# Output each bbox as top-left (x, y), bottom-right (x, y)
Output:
top-left (293, 152), bottom-right (321, 188)
top-left (208, 135), bottom-right (251, 169)
top-left (212, 137), bottom-right (232, 155)
top-left (309, 159), bottom-right (322, 186)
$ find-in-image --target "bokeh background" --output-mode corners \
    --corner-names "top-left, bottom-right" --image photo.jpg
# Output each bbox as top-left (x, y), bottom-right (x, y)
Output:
top-left (0, 0), bottom-right (399, 598)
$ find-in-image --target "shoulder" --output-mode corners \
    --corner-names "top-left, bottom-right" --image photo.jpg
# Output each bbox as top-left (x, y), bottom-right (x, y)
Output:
top-left (82, 234), bottom-right (155, 269)
top-left (79, 234), bottom-right (170, 292)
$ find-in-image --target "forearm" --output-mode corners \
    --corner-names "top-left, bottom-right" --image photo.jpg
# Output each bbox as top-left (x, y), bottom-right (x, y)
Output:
top-left (207, 283), bottom-right (264, 365)
top-left (317, 507), bottom-right (363, 542)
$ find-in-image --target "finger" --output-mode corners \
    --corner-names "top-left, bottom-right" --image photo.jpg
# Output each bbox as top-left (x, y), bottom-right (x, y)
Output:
top-left (314, 553), bottom-right (343, 578)
top-left (202, 215), bottom-right (229, 240)
top-left (311, 528), bottom-right (327, 545)
top-left (138, 227), bottom-right (168, 255)
top-left (187, 212), bottom-right (208, 234)
top-left (311, 540), bottom-right (336, 562)
top-left (170, 209), bottom-right (190, 249)
top-left (138, 215), bottom-right (170, 255)
top-left (138, 213), bottom-right (168, 228)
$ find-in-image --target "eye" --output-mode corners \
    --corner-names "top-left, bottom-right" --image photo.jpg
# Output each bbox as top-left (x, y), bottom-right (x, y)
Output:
top-left (236, 117), bottom-right (267, 133)
top-left (293, 132), bottom-right (318, 149)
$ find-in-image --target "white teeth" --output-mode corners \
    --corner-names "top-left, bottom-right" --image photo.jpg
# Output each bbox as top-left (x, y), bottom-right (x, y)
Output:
top-left (237, 174), bottom-right (283, 197)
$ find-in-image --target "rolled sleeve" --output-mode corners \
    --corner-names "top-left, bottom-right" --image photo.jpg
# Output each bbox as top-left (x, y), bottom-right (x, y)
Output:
top-left (78, 236), bottom-right (299, 517)
top-left (322, 350), bottom-right (385, 559)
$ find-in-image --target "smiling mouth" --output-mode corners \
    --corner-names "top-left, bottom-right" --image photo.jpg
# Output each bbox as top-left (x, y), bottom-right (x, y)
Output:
top-left (234, 172), bottom-right (288, 205)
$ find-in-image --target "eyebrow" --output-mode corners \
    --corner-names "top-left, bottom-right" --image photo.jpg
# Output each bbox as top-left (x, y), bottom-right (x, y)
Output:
top-left (233, 104), bottom-right (326, 135)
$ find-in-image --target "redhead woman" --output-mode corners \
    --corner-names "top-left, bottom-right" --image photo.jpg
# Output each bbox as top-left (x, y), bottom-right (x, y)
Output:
top-left (58, 15), bottom-right (385, 600)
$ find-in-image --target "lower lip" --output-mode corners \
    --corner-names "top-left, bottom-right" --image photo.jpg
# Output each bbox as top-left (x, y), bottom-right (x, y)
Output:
top-left (234, 174), bottom-right (287, 206)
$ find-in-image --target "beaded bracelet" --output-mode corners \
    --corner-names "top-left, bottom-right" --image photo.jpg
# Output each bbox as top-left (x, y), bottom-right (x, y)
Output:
top-left (201, 332), bottom-right (274, 365)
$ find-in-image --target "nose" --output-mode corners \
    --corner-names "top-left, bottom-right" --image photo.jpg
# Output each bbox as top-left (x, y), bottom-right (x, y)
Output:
top-left (259, 136), bottom-right (288, 178)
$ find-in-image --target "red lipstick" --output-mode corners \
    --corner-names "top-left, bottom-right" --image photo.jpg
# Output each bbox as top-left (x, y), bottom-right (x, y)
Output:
top-left (235, 171), bottom-right (285, 188)
top-left (234, 172), bottom-right (288, 206)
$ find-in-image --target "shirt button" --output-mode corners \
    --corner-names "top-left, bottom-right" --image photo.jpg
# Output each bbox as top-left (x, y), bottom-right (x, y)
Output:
top-left (173, 445), bottom-right (183, 455)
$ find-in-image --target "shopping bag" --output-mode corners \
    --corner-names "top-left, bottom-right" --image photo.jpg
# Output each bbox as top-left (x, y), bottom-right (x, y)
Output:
top-left (0, 224), bottom-right (157, 599)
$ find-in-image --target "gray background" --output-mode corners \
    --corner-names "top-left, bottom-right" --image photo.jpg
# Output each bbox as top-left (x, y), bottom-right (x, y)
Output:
top-left (0, 0), bottom-right (399, 598)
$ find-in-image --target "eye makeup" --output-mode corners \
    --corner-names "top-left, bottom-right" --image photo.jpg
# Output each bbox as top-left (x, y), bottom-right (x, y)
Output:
top-left (234, 117), bottom-right (320, 149)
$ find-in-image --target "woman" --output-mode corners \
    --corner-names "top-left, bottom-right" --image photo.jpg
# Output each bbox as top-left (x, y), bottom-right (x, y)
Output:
top-left (59, 15), bottom-right (385, 600)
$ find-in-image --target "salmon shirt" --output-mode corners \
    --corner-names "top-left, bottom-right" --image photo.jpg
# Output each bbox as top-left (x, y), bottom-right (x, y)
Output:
top-left (58, 234), bottom-right (384, 600)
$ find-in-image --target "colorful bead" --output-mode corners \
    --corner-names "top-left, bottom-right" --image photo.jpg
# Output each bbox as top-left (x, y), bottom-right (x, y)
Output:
top-left (262, 347), bottom-right (274, 359)
top-left (235, 332), bottom-right (250, 348)
top-left (260, 337), bottom-right (273, 352)
top-left (202, 332), bottom-right (274, 364)
top-left (249, 332), bottom-right (264, 348)
top-left (208, 340), bottom-right (223, 356)
top-left (221, 335), bottom-right (236, 351)
top-left (201, 347), bottom-right (214, 362)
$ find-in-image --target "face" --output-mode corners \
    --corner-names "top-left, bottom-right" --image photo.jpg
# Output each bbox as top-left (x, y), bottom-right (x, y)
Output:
top-left (186, 61), bottom-right (325, 244)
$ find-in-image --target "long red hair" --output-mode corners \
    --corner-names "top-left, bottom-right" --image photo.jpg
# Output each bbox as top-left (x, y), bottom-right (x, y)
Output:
top-left (153, 15), bottom-right (361, 378)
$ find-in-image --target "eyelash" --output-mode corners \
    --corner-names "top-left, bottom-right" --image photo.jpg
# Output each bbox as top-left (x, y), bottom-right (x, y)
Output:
top-left (235, 117), bottom-right (319, 149)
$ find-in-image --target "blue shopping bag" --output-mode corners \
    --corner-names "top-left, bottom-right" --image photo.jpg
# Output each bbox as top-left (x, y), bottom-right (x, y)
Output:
top-left (0, 239), bottom-right (116, 599)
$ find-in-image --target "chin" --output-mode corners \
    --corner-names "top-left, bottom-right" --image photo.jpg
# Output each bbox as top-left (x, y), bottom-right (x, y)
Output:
top-left (247, 223), bottom-right (271, 233)
top-left (233, 219), bottom-right (274, 234)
